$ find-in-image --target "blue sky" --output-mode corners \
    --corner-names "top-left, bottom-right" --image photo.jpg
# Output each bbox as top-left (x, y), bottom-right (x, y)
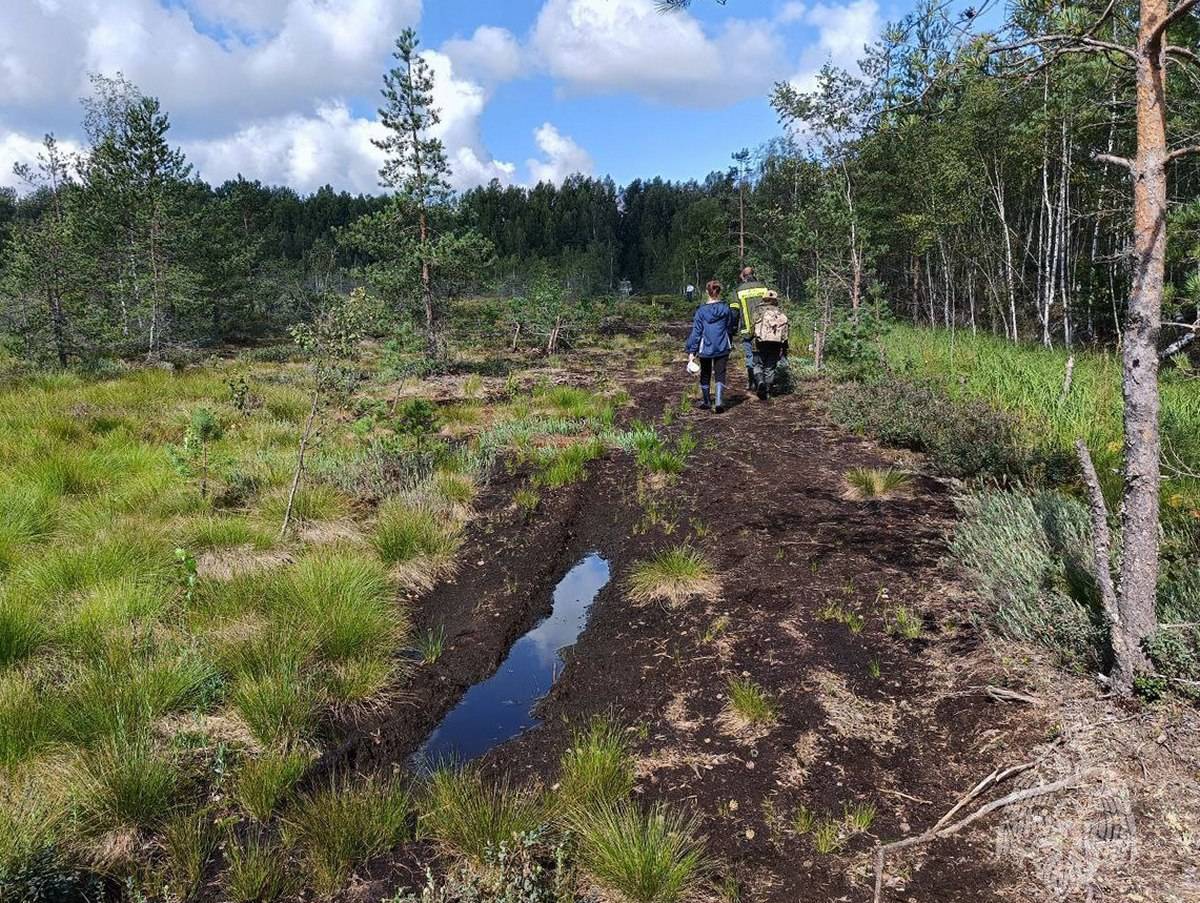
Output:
top-left (0, 0), bottom-right (888, 194)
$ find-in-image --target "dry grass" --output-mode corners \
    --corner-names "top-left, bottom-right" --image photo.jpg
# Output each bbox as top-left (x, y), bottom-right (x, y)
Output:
top-left (195, 546), bottom-right (292, 581)
top-left (809, 669), bottom-right (898, 745)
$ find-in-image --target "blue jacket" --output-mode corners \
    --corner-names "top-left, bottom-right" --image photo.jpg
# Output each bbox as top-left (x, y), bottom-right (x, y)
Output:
top-left (685, 301), bottom-right (739, 359)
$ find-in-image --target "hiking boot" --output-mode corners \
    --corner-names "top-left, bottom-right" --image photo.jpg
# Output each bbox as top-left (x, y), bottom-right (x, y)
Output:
top-left (714, 403), bottom-right (725, 414)
top-left (697, 400), bottom-right (711, 410)
top-left (757, 382), bottom-right (768, 401)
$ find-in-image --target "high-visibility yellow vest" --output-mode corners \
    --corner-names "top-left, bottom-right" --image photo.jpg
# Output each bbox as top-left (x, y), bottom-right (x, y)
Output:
top-left (732, 281), bottom-right (770, 337)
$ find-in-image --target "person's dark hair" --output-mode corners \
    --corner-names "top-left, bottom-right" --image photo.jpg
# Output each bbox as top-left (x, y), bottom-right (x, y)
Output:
top-left (706, 280), bottom-right (722, 298)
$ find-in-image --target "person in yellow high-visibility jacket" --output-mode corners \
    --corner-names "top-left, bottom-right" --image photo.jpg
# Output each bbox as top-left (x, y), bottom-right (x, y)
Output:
top-left (730, 266), bottom-right (771, 390)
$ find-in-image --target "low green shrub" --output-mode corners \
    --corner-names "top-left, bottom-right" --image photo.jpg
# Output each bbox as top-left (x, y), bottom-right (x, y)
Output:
top-left (829, 377), bottom-right (1060, 482)
top-left (951, 488), bottom-right (1103, 669)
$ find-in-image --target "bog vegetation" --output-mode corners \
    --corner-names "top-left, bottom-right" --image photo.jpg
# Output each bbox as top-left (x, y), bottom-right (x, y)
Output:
top-left (0, 0), bottom-right (1198, 899)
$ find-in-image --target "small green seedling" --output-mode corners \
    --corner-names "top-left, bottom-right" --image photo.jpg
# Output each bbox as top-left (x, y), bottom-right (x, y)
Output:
top-left (812, 818), bottom-right (843, 854)
top-left (416, 625), bottom-right (446, 664)
top-left (843, 802), bottom-right (876, 833)
top-left (792, 805), bottom-right (816, 835)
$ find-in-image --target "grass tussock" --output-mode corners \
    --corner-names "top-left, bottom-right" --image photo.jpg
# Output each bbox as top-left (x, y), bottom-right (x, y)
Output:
top-left (158, 808), bottom-right (219, 901)
top-left (842, 466), bottom-right (912, 501)
top-left (422, 765), bottom-right (546, 862)
top-left (372, 498), bottom-right (461, 569)
top-left (568, 801), bottom-right (708, 903)
top-left (724, 677), bottom-right (779, 728)
top-left (70, 732), bottom-right (183, 836)
top-left (284, 774), bottom-right (412, 896)
top-left (232, 748), bottom-right (311, 822)
top-left (557, 715), bottom-right (635, 810)
top-left (224, 830), bottom-right (295, 903)
top-left (628, 546), bottom-right (718, 607)
top-left (535, 437), bottom-right (605, 489)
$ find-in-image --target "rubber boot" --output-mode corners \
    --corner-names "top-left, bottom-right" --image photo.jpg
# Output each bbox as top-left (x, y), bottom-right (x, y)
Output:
top-left (746, 366), bottom-right (757, 390)
top-left (715, 382), bottom-right (726, 413)
top-left (757, 377), bottom-right (768, 401)
top-left (699, 384), bottom-right (711, 409)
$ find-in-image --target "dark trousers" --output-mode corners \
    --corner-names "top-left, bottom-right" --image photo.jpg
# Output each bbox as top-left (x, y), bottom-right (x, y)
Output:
top-left (754, 343), bottom-right (783, 393)
top-left (698, 354), bottom-right (728, 406)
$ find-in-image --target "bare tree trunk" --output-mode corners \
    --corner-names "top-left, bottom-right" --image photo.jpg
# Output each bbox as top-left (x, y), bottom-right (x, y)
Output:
top-left (418, 208), bottom-right (437, 360)
top-left (279, 390), bottom-right (320, 541)
top-left (1111, 0), bottom-right (1171, 689)
top-left (1076, 441), bottom-right (1128, 686)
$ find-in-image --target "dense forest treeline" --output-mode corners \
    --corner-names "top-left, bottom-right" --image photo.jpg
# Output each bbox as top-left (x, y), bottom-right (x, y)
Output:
top-left (3, 0), bottom-right (1200, 370)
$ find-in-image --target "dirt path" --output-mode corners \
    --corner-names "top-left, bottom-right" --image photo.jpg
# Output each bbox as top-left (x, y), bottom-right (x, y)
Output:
top-left (481, 362), bottom-right (1037, 902)
top-left (341, 353), bottom-right (1049, 902)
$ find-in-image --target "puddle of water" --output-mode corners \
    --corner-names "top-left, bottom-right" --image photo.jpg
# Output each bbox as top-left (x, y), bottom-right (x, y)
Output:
top-left (415, 552), bottom-right (611, 764)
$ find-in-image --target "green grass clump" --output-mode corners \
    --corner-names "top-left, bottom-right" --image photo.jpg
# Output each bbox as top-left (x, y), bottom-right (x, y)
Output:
top-left (568, 801), bottom-right (708, 903)
top-left (536, 437), bottom-right (604, 488)
top-left (628, 546), bottom-right (718, 607)
top-left (224, 830), bottom-right (294, 903)
top-left (259, 484), bottom-right (347, 526)
top-left (725, 677), bottom-right (778, 726)
top-left (285, 551), bottom-right (401, 662)
top-left (422, 766), bottom-right (546, 862)
top-left (536, 385), bottom-right (613, 422)
top-left (842, 467), bottom-right (911, 501)
top-left (0, 484), bottom-right (56, 542)
top-left (513, 486), bottom-right (541, 512)
top-left (843, 801), bottom-right (876, 833)
top-left (372, 499), bottom-right (460, 567)
top-left (159, 808), bottom-right (219, 901)
top-left (558, 715), bottom-right (635, 810)
top-left (72, 732), bottom-right (183, 835)
top-left (414, 625), bottom-right (446, 664)
top-left (178, 515), bottom-right (273, 552)
top-left (52, 651), bottom-right (218, 745)
top-left (886, 606), bottom-right (924, 641)
top-left (792, 805), bottom-right (816, 835)
top-left (230, 668), bottom-right (323, 749)
top-left (0, 594), bottom-right (47, 667)
top-left (284, 774), bottom-right (412, 896)
top-left (432, 470), bottom-right (476, 507)
top-left (56, 577), bottom-right (167, 660)
top-left (233, 749), bottom-right (311, 822)
top-left (0, 673), bottom-right (54, 766)
top-left (812, 817), bottom-right (843, 854)
top-left (0, 777), bottom-right (71, 896)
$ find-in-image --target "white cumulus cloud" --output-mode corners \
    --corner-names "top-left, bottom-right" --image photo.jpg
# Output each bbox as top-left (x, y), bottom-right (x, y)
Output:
top-left (530, 0), bottom-right (787, 107)
top-left (442, 25), bottom-right (524, 85)
top-left (785, 0), bottom-right (880, 91)
top-left (527, 123), bottom-right (593, 185)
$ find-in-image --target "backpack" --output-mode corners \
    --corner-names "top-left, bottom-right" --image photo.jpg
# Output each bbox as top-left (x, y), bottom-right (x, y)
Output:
top-left (754, 306), bottom-right (789, 344)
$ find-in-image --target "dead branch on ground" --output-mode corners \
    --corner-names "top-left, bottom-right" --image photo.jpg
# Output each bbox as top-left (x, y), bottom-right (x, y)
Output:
top-left (872, 764), bottom-right (1080, 902)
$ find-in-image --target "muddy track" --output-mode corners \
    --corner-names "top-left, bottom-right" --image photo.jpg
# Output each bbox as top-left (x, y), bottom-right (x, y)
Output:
top-left (343, 353), bottom-right (1041, 902)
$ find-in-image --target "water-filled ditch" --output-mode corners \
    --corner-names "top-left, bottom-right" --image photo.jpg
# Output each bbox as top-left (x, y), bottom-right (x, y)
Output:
top-left (415, 552), bottom-right (610, 763)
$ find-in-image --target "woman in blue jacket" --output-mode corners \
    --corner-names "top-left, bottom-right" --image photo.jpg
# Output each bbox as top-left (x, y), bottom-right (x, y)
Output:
top-left (685, 279), bottom-right (739, 413)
